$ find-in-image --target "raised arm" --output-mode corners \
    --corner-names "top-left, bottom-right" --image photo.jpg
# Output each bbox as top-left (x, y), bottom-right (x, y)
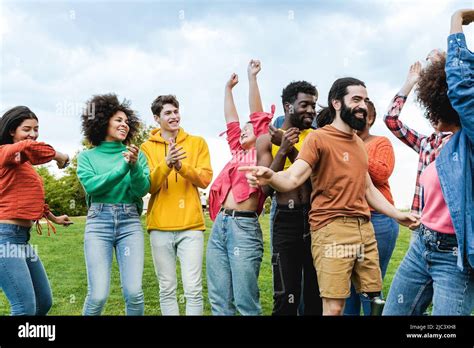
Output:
top-left (224, 73), bottom-right (239, 124)
top-left (248, 59), bottom-right (263, 113)
top-left (239, 159), bottom-right (312, 193)
top-left (446, 9), bottom-right (474, 142)
top-left (450, 9), bottom-right (474, 34)
top-left (384, 62), bottom-right (428, 153)
top-left (255, 134), bottom-right (275, 196)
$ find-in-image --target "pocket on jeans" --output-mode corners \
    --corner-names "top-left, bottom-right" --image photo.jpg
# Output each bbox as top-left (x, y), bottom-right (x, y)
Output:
top-left (435, 240), bottom-right (458, 254)
top-left (87, 207), bottom-right (100, 219)
top-left (233, 217), bottom-right (259, 235)
top-left (125, 205), bottom-right (140, 218)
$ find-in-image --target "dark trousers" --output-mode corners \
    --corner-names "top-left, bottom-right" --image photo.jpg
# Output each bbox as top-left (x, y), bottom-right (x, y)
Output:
top-left (271, 204), bottom-right (322, 315)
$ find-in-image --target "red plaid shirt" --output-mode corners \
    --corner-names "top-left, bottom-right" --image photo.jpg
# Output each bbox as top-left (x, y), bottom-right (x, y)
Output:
top-left (383, 94), bottom-right (452, 215)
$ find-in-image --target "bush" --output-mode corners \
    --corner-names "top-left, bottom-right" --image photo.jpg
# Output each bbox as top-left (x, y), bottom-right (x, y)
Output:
top-left (37, 155), bottom-right (88, 217)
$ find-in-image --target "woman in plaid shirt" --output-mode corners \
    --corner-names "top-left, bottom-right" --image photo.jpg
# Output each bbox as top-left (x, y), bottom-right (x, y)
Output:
top-left (383, 59), bottom-right (456, 217)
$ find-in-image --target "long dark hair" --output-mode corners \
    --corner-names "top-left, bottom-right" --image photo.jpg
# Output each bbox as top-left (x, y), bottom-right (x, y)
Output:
top-left (316, 77), bottom-right (366, 128)
top-left (0, 106), bottom-right (38, 145)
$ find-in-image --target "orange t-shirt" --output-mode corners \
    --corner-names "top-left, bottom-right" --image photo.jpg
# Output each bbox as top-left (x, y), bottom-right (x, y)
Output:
top-left (297, 125), bottom-right (370, 231)
top-left (365, 136), bottom-right (395, 210)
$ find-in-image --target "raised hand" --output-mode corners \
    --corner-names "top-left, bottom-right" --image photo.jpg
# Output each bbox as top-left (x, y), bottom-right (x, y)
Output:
top-left (226, 73), bottom-right (239, 90)
top-left (279, 127), bottom-right (300, 155)
top-left (269, 124), bottom-right (283, 146)
top-left (406, 61), bottom-right (422, 86)
top-left (166, 138), bottom-right (186, 169)
top-left (123, 144), bottom-right (139, 165)
top-left (247, 59), bottom-right (262, 78)
top-left (238, 165), bottom-right (274, 188)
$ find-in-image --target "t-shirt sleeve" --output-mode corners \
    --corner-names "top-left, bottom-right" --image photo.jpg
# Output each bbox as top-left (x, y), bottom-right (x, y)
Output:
top-left (296, 132), bottom-right (320, 169)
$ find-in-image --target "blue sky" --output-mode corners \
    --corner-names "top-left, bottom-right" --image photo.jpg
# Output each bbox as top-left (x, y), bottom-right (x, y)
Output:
top-left (1, 0), bottom-right (473, 208)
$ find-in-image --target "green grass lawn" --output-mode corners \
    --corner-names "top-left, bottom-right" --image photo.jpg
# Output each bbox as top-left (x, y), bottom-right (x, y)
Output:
top-left (0, 214), bottom-right (412, 315)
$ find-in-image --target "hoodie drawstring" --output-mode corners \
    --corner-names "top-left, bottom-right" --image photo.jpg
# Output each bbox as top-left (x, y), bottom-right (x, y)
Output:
top-left (164, 140), bottom-right (179, 188)
top-left (164, 142), bottom-right (168, 189)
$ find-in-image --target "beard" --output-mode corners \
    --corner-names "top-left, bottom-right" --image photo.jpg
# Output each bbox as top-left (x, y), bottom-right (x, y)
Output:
top-left (340, 102), bottom-right (367, 131)
top-left (289, 109), bottom-right (314, 130)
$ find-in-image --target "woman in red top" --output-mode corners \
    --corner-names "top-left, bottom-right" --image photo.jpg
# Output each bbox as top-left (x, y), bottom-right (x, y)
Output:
top-left (343, 101), bottom-right (399, 315)
top-left (206, 60), bottom-right (273, 315)
top-left (0, 106), bottom-right (72, 315)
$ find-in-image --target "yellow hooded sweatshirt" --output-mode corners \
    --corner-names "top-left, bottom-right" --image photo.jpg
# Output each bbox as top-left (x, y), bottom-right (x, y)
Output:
top-left (141, 127), bottom-right (213, 231)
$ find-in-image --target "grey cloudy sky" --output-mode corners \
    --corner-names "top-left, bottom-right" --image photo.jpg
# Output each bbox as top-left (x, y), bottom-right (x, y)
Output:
top-left (1, 0), bottom-right (473, 208)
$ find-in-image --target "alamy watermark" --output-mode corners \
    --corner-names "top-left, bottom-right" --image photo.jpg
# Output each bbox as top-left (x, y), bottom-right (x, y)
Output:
top-left (0, 243), bottom-right (38, 262)
top-left (324, 242), bottom-right (365, 261)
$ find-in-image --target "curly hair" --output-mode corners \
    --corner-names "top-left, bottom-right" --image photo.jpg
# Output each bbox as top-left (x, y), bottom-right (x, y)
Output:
top-left (281, 81), bottom-right (318, 109)
top-left (81, 94), bottom-right (140, 146)
top-left (416, 57), bottom-right (460, 127)
top-left (367, 100), bottom-right (376, 127)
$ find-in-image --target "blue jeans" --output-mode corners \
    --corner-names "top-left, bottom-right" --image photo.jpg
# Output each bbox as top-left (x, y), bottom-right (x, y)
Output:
top-left (0, 223), bottom-right (52, 315)
top-left (383, 224), bottom-right (474, 315)
top-left (206, 211), bottom-right (263, 315)
top-left (345, 212), bottom-right (399, 315)
top-left (82, 204), bottom-right (145, 316)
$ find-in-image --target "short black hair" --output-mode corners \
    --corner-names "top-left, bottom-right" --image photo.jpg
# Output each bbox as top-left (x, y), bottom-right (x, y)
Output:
top-left (281, 81), bottom-right (317, 109)
top-left (0, 106), bottom-right (38, 145)
top-left (81, 94), bottom-right (140, 146)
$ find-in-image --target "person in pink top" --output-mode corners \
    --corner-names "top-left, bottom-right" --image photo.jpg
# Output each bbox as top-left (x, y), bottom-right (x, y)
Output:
top-left (206, 60), bottom-right (273, 315)
top-left (384, 9), bottom-right (474, 315)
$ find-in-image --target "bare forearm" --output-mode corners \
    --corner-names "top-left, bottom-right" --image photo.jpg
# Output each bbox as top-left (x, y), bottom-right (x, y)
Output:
top-left (450, 12), bottom-right (464, 34)
top-left (398, 81), bottom-right (416, 97)
top-left (269, 170), bottom-right (299, 192)
top-left (46, 212), bottom-right (57, 223)
top-left (261, 151), bottom-right (287, 196)
top-left (286, 147), bottom-right (299, 163)
top-left (366, 185), bottom-right (400, 219)
top-left (248, 76), bottom-right (263, 113)
top-left (224, 87), bottom-right (239, 123)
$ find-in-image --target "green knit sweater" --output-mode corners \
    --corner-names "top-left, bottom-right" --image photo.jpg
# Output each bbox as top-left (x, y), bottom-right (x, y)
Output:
top-left (77, 141), bottom-right (150, 214)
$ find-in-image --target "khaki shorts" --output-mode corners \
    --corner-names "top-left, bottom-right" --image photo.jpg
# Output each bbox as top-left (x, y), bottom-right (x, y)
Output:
top-left (311, 217), bottom-right (382, 299)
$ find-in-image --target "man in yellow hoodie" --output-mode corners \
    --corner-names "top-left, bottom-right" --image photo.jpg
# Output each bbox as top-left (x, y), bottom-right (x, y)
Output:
top-left (141, 95), bottom-right (213, 315)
